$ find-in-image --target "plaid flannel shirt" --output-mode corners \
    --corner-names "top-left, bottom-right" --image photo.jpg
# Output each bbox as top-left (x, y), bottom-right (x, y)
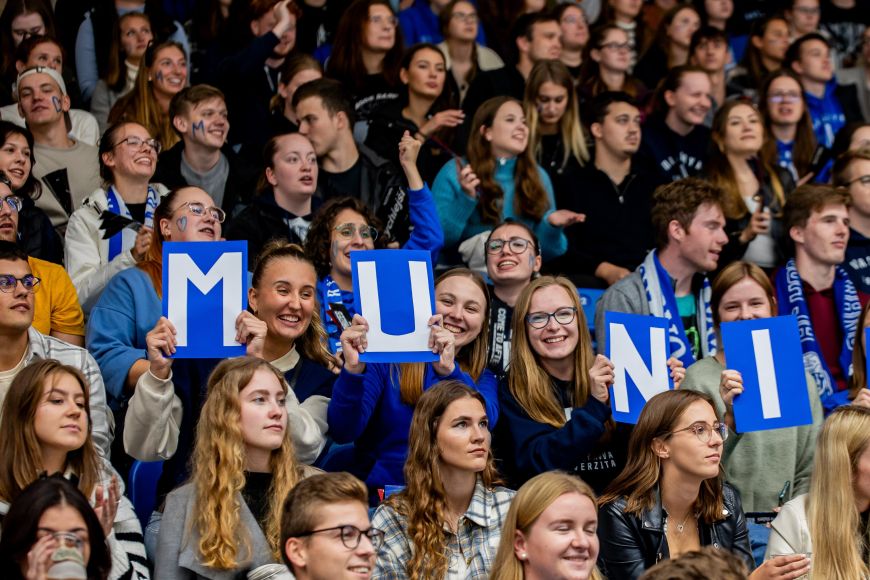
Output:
top-left (371, 478), bottom-right (515, 579)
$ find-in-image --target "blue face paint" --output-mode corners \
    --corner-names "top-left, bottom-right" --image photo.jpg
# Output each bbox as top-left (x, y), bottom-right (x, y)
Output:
top-left (176, 216), bottom-right (187, 232)
top-left (192, 120), bottom-right (205, 137)
top-left (51, 96), bottom-right (62, 112)
top-left (528, 252), bottom-right (536, 269)
top-left (155, 71), bottom-right (164, 82)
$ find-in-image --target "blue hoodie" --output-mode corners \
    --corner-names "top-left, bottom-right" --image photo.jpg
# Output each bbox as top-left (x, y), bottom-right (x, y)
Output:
top-left (805, 80), bottom-right (846, 148)
top-left (327, 362), bottom-right (498, 493)
top-left (398, 0), bottom-right (486, 46)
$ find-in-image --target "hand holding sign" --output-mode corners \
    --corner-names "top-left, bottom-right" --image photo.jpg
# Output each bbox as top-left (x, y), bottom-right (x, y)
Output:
top-left (718, 369), bottom-right (744, 431)
top-left (341, 314), bottom-right (370, 374)
top-left (235, 311), bottom-right (267, 359)
top-left (668, 357), bottom-right (686, 389)
top-left (428, 314), bottom-right (456, 377)
top-left (588, 354), bottom-right (614, 404)
top-left (146, 317), bottom-right (176, 380)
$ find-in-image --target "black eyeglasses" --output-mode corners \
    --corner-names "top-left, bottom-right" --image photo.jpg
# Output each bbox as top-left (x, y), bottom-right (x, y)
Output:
top-left (0, 274), bottom-right (40, 293)
top-left (115, 135), bottom-right (162, 154)
top-left (295, 525), bottom-right (385, 550)
top-left (526, 307), bottom-right (577, 329)
top-left (848, 175), bottom-right (870, 187)
top-left (666, 421), bottom-right (728, 443)
top-left (486, 237), bottom-right (534, 255)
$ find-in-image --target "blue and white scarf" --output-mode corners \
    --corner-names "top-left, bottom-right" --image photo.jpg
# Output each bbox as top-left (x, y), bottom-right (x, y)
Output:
top-left (104, 185), bottom-right (159, 260)
top-left (317, 275), bottom-right (357, 354)
top-left (774, 258), bottom-right (860, 401)
top-left (639, 250), bottom-right (716, 368)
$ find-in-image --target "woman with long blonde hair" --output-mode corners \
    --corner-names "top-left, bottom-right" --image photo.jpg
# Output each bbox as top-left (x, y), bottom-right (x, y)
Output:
top-left (766, 405), bottom-right (870, 580)
top-left (371, 380), bottom-right (513, 578)
top-left (328, 268), bottom-right (497, 497)
top-left (491, 471), bottom-right (603, 580)
top-left (495, 275), bottom-right (683, 493)
top-left (154, 357), bottom-right (316, 576)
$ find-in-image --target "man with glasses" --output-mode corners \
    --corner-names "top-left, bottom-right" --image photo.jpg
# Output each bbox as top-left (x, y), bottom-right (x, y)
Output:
top-left (154, 85), bottom-right (258, 217)
top-left (833, 148), bottom-right (870, 295)
top-left (0, 174), bottom-right (84, 346)
top-left (17, 66), bottom-right (100, 234)
top-left (282, 471), bottom-right (379, 580)
top-left (557, 92), bottom-right (658, 288)
top-left (0, 240), bottom-right (111, 458)
top-left (484, 221), bottom-right (541, 377)
top-left (595, 178), bottom-right (728, 370)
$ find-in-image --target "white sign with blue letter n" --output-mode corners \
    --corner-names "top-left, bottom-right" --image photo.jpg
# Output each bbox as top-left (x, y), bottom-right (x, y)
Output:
top-left (162, 241), bottom-right (248, 359)
top-left (351, 249), bottom-right (438, 364)
top-left (605, 311), bottom-right (673, 424)
top-left (720, 315), bottom-right (813, 433)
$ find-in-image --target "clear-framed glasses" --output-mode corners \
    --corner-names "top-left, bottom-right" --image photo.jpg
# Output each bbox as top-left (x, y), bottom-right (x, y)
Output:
top-left (114, 135), bottom-right (162, 154)
top-left (334, 223), bottom-right (378, 242)
top-left (295, 525), bottom-right (386, 550)
top-left (0, 195), bottom-right (23, 213)
top-left (599, 42), bottom-right (631, 52)
top-left (486, 237), bottom-right (533, 255)
top-left (526, 307), bottom-right (577, 329)
top-left (667, 421), bottom-right (729, 443)
top-left (561, 15), bottom-right (585, 26)
top-left (848, 175), bottom-right (870, 187)
top-left (768, 91), bottom-right (801, 104)
top-left (793, 6), bottom-right (820, 15)
top-left (0, 274), bottom-right (40, 293)
top-left (368, 14), bottom-right (398, 27)
top-left (173, 201), bottom-right (226, 223)
top-left (451, 11), bottom-right (478, 22)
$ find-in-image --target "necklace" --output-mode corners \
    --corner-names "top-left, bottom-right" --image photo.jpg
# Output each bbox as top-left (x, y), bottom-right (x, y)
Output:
top-left (664, 508), bottom-right (695, 535)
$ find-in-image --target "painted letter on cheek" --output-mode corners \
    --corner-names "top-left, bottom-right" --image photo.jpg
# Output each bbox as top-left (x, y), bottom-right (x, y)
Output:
top-left (192, 120), bottom-right (205, 137)
top-left (51, 96), bottom-right (62, 112)
top-left (330, 240), bottom-right (340, 260)
top-left (176, 216), bottom-right (187, 232)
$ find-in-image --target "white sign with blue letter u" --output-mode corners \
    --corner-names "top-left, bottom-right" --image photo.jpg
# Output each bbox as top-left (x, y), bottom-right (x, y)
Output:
top-left (605, 311), bottom-right (673, 424)
top-left (351, 249), bottom-right (438, 363)
top-left (720, 315), bottom-right (813, 432)
top-left (162, 241), bottom-right (248, 358)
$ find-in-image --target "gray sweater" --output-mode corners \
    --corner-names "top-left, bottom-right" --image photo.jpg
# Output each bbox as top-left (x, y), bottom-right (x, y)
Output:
top-left (682, 356), bottom-right (824, 512)
top-left (594, 271), bottom-right (649, 354)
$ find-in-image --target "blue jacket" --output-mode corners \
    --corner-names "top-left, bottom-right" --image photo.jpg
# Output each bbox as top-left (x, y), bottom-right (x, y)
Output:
top-left (318, 183), bottom-right (444, 353)
top-left (494, 375), bottom-right (628, 494)
top-left (432, 157), bottom-right (567, 261)
top-left (398, 0), bottom-right (486, 46)
top-left (87, 267), bottom-right (161, 409)
top-left (805, 81), bottom-right (846, 148)
top-left (327, 363), bottom-right (498, 492)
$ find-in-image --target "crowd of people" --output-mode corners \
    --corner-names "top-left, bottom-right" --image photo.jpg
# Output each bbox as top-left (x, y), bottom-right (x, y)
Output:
top-left (0, 0), bottom-right (868, 577)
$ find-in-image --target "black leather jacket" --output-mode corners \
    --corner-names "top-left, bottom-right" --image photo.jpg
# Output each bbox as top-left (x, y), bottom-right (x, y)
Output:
top-left (597, 483), bottom-right (754, 579)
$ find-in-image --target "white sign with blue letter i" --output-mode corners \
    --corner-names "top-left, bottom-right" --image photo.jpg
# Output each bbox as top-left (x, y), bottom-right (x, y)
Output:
top-left (351, 249), bottom-right (438, 364)
top-left (162, 241), bottom-right (248, 358)
top-left (720, 315), bottom-right (813, 432)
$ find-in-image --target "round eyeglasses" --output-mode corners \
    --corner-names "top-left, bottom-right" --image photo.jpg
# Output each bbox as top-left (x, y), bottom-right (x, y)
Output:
top-left (486, 237), bottom-right (533, 255)
top-left (666, 421), bottom-right (728, 443)
top-left (334, 223), bottom-right (378, 242)
top-left (295, 525), bottom-right (385, 550)
top-left (114, 135), bottom-right (162, 154)
top-left (0, 274), bottom-right (40, 293)
top-left (1, 195), bottom-right (23, 213)
top-left (172, 201), bottom-right (226, 223)
top-left (526, 307), bottom-right (577, 329)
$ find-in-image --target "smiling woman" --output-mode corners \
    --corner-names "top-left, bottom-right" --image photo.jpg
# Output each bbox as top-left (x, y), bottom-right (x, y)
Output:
top-left (65, 121), bottom-right (168, 313)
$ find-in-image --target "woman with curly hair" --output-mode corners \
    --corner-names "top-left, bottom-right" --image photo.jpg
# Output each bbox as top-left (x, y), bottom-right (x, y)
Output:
top-left (154, 356), bottom-right (317, 578)
top-left (432, 96), bottom-right (582, 263)
top-left (305, 132), bottom-right (443, 353)
top-left (0, 359), bottom-right (148, 580)
top-left (372, 380), bottom-right (513, 578)
top-left (490, 471), bottom-right (603, 580)
top-left (328, 268), bottom-right (498, 496)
